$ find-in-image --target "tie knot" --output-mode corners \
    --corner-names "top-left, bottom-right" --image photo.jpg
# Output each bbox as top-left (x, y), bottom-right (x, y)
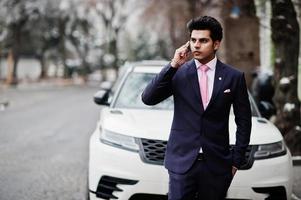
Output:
top-left (200, 65), bottom-right (209, 72)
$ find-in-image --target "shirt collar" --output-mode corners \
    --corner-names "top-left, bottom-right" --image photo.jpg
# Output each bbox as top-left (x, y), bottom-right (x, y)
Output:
top-left (195, 56), bottom-right (217, 71)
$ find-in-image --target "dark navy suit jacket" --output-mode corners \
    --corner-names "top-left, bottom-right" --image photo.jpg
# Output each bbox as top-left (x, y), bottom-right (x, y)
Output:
top-left (142, 59), bottom-right (252, 175)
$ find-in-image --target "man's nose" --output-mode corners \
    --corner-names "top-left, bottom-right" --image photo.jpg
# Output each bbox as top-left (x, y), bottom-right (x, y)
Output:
top-left (194, 41), bottom-right (201, 48)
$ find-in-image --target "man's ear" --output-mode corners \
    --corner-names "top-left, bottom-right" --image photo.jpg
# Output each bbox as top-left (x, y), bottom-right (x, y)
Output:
top-left (213, 41), bottom-right (221, 51)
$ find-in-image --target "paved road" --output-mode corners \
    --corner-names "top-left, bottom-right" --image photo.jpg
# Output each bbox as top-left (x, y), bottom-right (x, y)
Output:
top-left (293, 165), bottom-right (301, 200)
top-left (0, 85), bottom-right (99, 200)
top-left (0, 84), bottom-right (301, 200)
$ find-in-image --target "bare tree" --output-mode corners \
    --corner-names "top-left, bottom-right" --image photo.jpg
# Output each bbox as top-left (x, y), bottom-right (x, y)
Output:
top-left (142, 0), bottom-right (220, 58)
top-left (94, 0), bottom-right (137, 77)
top-left (0, 0), bottom-right (42, 85)
top-left (30, 0), bottom-right (60, 79)
top-left (271, 0), bottom-right (301, 155)
top-left (66, 1), bottom-right (96, 78)
top-left (142, 0), bottom-right (192, 53)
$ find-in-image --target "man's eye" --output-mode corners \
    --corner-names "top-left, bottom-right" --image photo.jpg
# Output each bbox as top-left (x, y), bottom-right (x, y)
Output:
top-left (191, 38), bottom-right (196, 42)
top-left (200, 39), bottom-right (208, 43)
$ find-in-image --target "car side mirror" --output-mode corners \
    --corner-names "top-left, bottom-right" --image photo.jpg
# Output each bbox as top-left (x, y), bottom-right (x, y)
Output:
top-left (258, 101), bottom-right (276, 119)
top-left (94, 90), bottom-right (110, 106)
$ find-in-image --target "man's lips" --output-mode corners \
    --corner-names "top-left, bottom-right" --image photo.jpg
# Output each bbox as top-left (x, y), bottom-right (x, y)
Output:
top-left (193, 51), bottom-right (202, 55)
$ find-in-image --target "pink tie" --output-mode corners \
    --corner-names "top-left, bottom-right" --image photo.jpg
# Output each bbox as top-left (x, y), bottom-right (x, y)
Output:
top-left (199, 65), bottom-right (209, 109)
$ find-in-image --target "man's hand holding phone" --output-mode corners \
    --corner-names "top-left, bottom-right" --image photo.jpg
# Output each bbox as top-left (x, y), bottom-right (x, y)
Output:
top-left (170, 41), bottom-right (191, 68)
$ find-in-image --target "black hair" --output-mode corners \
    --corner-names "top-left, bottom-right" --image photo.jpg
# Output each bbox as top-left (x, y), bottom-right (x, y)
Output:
top-left (187, 16), bottom-right (223, 41)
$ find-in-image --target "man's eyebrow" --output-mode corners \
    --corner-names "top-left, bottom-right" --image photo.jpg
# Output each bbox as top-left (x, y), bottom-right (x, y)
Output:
top-left (190, 37), bottom-right (210, 40)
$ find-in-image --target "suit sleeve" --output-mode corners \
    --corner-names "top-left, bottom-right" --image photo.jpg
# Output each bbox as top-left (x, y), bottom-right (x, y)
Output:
top-left (142, 63), bottom-right (177, 105)
top-left (232, 73), bottom-right (252, 168)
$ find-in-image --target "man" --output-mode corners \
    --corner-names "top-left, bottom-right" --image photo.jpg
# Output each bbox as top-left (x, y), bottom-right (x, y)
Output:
top-left (142, 16), bottom-right (251, 200)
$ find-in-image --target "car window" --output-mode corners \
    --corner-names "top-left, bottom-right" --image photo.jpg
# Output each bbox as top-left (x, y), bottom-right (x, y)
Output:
top-left (114, 72), bottom-right (173, 110)
top-left (114, 71), bottom-right (259, 116)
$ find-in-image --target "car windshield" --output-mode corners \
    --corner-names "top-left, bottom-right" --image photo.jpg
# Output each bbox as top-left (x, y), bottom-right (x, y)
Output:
top-left (114, 72), bottom-right (259, 116)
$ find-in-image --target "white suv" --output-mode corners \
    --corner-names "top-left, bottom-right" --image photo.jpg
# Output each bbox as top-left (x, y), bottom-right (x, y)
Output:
top-left (88, 60), bottom-right (293, 200)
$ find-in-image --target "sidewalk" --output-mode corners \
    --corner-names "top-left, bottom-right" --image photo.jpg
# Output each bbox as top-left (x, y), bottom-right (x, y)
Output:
top-left (0, 77), bottom-right (86, 90)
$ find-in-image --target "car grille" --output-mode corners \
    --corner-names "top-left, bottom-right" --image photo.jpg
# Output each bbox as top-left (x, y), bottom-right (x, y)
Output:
top-left (138, 139), bottom-right (167, 165)
top-left (138, 138), bottom-right (256, 170)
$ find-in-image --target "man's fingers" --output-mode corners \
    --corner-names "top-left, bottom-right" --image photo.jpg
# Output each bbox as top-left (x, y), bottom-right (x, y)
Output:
top-left (176, 42), bottom-right (190, 56)
top-left (185, 41), bottom-right (190, 47)
top-left (171, 41), bottom-right (190, 68)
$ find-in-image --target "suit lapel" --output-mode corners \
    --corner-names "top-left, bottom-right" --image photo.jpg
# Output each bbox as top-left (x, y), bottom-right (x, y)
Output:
top-left (186, 60), bottom-right (205, 113)
top-left (206, 60), bottom-right (225, 109)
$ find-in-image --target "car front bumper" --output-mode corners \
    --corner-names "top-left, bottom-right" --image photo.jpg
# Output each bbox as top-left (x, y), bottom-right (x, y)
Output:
top-left (89, 130), bottom-right (293, 200)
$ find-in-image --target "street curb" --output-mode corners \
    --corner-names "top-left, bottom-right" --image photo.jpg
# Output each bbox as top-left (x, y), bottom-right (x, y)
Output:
top-left (293, 156), bottom-right (301, 166)
top-left (0, 78), bottom-right (86, 91)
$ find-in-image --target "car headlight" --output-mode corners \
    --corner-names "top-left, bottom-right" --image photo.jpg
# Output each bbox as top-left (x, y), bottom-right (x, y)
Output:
top-left (100, 129), bottom-right (139, 152)
top-left (254, 140), bottom-right (287, 159)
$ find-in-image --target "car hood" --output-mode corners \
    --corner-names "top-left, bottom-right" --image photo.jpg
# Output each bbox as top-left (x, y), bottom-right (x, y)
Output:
top-left (101, 108), bottom-right (283, 145)
top-left (101, 108), bottom-right (172, 141)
